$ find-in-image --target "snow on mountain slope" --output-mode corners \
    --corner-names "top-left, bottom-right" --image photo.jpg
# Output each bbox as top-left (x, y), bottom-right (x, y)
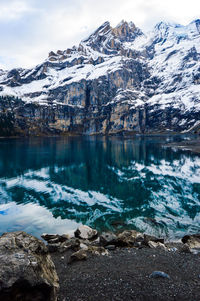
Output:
top-left (0, 19), bottom-right (200, 135)
top-left (150, 21), bottom-right (200, 89)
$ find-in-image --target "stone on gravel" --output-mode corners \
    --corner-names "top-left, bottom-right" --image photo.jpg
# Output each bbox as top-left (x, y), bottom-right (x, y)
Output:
top-left (148, 241), bottom-right (167, 251)
top-left (48, 237), bottom-right (60, 244)
top-left (105, 245), bottom-right (116, 250)
top-left (180, 244), bottom-right (191, 253)
top-left (74, 225), bottom-right (98, 240)
top-left (88, 246), bottom-right (109, 256)
top-left (79, 238), bottom-right (91, 245)
top-left (168, 247), bottom-right (178, 252)
top-left (90, 236), bottom-right (100, 246)
top-left (69, 250), bottom-right (88, 263)
top-left (143, 234), bottom-right (164, 246)
top-left (48, 243), bottom-right (61, 253)
top-left (182, 234), bottom-right (200, 249)
top-left (42, 233), bottom-right (70, 244)
top-left (80, 243), bottom-right (89, 250)
top-left (0, 231), bottom-right (59, 301)
top-left (69, 245), bottom-right (108, 263)
top-left (117, 230), bottom-right (144, 247)
top-left (47, 237), bottom-right (81, 253)
top-left (149, 271), bottom-right (170, 279)
top-left (60, 234), bottom-right (70, 241)
top-left (41, 233), bottom-right (59, 241)
top-left (100, 232), bottom-right (118, 246)
top-left (59, 238), bottom-right (80, 253)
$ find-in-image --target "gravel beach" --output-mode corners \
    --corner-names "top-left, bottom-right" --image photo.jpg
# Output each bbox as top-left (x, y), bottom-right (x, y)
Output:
top-left (51, 244), bottom-right (200, 301)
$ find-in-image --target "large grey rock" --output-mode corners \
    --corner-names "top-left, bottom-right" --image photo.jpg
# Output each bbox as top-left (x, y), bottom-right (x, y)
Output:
top-left (0, 231), bottom-right (59, 301)
top-left (74, 225), bottom-right (98, 240)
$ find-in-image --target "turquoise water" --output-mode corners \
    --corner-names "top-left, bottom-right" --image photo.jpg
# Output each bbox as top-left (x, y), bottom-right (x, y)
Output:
top-left (0, 136), bottom-right (200, 239)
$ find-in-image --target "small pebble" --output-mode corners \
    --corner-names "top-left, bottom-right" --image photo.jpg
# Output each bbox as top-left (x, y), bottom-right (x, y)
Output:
top-left (15, 253), bottom-right (25, 259)
top-left (190, 248), bottom-right (200, 255)
top-left (150, 271), bottom-right (170, 279)
top-left (105, 245), bottom-right (116, 250)
top-left (169, 247), bottom-right (178, 252)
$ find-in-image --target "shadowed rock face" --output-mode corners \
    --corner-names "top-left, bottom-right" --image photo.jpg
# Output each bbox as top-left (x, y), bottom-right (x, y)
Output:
top-left (0, 19), bottom-right (200, 136)
top-left (0, 231), bottom-right (59, 301)
top-left (0, 281), bottom-right (52, 301)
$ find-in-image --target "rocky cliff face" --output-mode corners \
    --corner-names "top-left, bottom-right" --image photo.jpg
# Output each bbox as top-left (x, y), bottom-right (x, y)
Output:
top-left (0, 20), bottom-right (200, 136)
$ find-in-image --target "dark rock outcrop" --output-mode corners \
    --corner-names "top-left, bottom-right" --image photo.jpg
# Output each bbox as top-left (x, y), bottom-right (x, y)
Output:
top-left (0, 231), bottom-right (59, 301)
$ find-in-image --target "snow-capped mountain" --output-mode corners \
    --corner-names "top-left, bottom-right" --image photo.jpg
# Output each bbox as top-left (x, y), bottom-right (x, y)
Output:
top-left (0, 19), bottom-right (200, 136)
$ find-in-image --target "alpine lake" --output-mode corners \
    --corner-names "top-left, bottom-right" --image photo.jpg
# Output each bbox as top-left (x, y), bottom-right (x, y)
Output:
top-left (0, 135), bottom-right (200, 240)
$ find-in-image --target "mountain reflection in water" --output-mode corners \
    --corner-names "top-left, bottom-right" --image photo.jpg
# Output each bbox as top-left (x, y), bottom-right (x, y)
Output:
top-left (0, 136), bottom-right (200, 239)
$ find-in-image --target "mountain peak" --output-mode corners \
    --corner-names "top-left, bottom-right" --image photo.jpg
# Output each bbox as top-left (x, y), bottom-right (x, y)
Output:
top-left (83, 21), bottom-right (111, 43)
top-left (112, 20), bottom-right (139, 41)
top-left (1, 18), bottom-right (200, 136)
top-left (190, 19), bottom-right (200, 34)
top-left (115, 20), bottom-right (135, 29)
top-left (190, 19), bottom-right (200, 25)
top-left (154, 21), bottom-right (173, 31)
top-left (82, 20), bottom-right (143, 53)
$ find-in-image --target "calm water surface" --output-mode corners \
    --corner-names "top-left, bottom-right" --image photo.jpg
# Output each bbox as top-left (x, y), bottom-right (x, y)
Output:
top-left (0, 136), bottom-right (200, 239)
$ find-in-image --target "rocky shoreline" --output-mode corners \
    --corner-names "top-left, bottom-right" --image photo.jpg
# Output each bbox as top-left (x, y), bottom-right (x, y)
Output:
top-left (1, 226), bottom-right (200, 300)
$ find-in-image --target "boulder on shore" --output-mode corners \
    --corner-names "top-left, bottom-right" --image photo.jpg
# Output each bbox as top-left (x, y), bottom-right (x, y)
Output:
top-left (181, 234), bottom-right (200, 254)
top-left (117, 230), bottom-right (144, 247)
top-left (100, 232), bottom-right (118, 246)
top-left (0, 231), bottom-right (59, 301)
top-left (74, 225), bottom-right (98, 240)
top-left (47, 237), bottom-right (80, 253)
top-left (143, 234), bottom-right (164, 245)
top-left (148, 241), bottom-right (167, 251)
top-left (182, 234), bottom-right (200, 248)
top-left (41, 233), bottom-right (70, 244)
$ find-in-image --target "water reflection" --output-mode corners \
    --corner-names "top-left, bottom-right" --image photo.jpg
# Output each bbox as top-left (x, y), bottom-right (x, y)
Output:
top-left (0, 136), bottom-right (200, 239)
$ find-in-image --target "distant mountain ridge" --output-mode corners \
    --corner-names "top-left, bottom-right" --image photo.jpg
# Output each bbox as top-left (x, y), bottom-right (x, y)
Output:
top-left (0, 19), bottom-right (200, 136)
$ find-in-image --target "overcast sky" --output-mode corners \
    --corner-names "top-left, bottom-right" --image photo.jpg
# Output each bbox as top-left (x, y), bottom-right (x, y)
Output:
top-left (0, 0), bottom-right (199, 70)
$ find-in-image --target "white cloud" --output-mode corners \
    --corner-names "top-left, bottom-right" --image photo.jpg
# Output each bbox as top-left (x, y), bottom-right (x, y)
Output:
top-left (0, 0), bottom-right (34, 21)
